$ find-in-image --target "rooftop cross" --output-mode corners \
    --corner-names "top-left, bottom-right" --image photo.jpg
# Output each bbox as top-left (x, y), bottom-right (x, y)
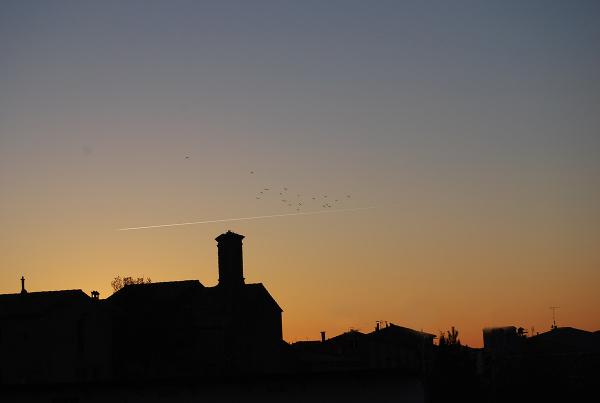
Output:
top-left (20, 276), bottom-right (27, 294)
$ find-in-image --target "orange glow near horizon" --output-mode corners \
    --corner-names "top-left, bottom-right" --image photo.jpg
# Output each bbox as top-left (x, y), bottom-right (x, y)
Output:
top-left (2, 199), bottom-right (599, 348)
top-left (2, 1), bottom-right (600, 349)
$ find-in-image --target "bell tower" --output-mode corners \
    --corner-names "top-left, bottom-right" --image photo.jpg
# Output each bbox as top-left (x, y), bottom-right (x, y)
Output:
top-left (215, 231), bottom-right (245, 287)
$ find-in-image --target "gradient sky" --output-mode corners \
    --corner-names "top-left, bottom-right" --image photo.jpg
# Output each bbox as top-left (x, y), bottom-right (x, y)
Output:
top-left (1, 0), bottom-right (599, 346)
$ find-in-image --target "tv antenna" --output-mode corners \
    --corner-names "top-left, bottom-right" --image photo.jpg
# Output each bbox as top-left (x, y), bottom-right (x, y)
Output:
top-left (549, 306), bottom-right (560, 329)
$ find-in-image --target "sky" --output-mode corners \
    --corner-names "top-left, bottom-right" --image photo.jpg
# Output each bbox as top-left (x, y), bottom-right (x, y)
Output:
top-left (1, 0), bottom-right (599, 346)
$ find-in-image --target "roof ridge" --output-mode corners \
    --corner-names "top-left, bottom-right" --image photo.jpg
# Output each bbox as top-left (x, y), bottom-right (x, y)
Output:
top-left (0, 289), bottom-right (86, 296)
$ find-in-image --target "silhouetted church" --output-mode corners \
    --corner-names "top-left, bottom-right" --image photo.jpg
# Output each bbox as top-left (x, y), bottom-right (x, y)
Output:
top-left (0, 231), bottom-right (283, 384)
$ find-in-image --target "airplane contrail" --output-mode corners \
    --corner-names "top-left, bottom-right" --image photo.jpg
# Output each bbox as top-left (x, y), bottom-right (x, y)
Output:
top-left (118, 206), bottom-right (375, 231)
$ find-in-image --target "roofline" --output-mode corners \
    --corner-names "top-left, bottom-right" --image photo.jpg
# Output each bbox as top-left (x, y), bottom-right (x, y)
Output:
top-left (106, 279), bottom-right (203, 299)
top-left (246, 282), bottom-right (283, 312)
top-left (0, 289), bottom-right (89, 298)
top-left (374, 323), bottom-right (436, 338)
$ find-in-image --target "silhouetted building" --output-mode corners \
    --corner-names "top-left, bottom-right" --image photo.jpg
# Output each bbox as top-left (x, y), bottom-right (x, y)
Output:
top-left (528, 326), bottom-right (600, 355)
top-left (481, 325), bottom-right (600, 400)
top-left (483, 326), bottom-right (525, 357)
top-left (0, 288), bottom-right (111, 384)
top-left (0, 231), bottom-right (283, 385)
top-left (291, 323), bottom-right (435, 373)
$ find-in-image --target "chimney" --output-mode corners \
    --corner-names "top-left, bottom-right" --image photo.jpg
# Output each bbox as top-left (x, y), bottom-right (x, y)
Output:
top-left (215, 231), bottom-right (245, 287)
top-left (321, 331), bottom-right (326, 342)
top-left (20, 276), bottom-right (27, 294)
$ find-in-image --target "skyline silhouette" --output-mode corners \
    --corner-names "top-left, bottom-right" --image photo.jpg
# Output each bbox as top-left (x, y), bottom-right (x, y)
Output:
top-left (1, 231), bottom-right (598, 402)
top-left (1, 0), bottom-right (599, 350)
top-left (3, 230), bottom-right (596, 348)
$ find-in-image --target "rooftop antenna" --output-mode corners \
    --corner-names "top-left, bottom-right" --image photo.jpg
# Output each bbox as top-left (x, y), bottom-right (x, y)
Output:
top-left (549, 306), bottom-right (560, 330)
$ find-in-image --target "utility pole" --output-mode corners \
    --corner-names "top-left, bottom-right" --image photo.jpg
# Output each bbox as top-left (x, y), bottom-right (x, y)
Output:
top-left (549, 306), bottom-right (560, 330)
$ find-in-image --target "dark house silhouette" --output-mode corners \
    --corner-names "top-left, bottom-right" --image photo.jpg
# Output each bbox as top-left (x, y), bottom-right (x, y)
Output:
top-left (291, 323), bottom-right (435, 373)
top-left (481, 325), bottom-right (600, 400)
top-left (0, 231), bottom-right (283, 384)
top-left (0, 288), bottom-right (109, 384)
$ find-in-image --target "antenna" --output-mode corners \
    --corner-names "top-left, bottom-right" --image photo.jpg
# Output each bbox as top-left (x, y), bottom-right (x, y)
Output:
top-left (549, 306), bottom-right (560, 329)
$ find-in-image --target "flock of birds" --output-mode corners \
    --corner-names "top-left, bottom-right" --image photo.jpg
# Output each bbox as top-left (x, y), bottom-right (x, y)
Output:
top-left (249, 170), bottom-right (351, 212)
top-left (181, 158), bottom-right (355, 214)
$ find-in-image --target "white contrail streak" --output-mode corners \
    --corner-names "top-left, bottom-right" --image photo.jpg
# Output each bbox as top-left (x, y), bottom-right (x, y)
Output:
top-left (118, 206), bottom-right (375, 231)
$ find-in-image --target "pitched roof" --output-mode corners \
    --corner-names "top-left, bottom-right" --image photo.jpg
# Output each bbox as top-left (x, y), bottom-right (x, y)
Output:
top-left (529, 326), bottom-right (600, 353)
top-left (200, 282), bottom-right (283, 312)
top-left (0, 289), bottom-right (90, 318)
top-left (370, 323), bottom-right (436, 339)
top-left (243, 283), bottom-right (283, 312)
top-left (106, 280), bottom-right (283, 312)
top-left (327, 330), bottom-right (368, 343)
top-left (107, 280), bottom-right (203, 303)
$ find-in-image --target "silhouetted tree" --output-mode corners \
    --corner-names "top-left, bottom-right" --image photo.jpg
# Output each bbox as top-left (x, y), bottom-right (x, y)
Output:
top-left (431, 326), bottom-right (481, 403)
top-left (111, 276), bottom-right (151, 293)
top-left (439, 326), bottom-right (460, 346)
top-left (447, 326), bottom-right (459, 345)
top-left (438, 331), bottom-right (446, 346)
